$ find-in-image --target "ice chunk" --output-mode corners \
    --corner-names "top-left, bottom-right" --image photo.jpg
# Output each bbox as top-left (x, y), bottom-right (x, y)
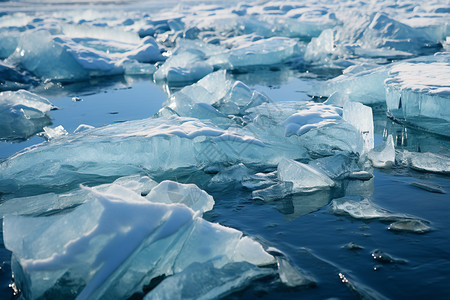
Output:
top-left (385, 61), bottom-right (450, 134)
top-left (308, 153), bottom-right (362, 179)
top-left (209, 163), bottom-right (251, 185)
top-left (252, 182), bottom-right (293, 202)
top-left (388, 220), bottom-right (432, 234)
top-left (122, 36), bottom-right (164, 63)
top-left (0, 61), bottom-right (35, 91)
top-left (331, 197), bottom-right (397, 220)
top-left (304, 29), bottom-right (335, 63)
top-left (403, 151), bottom-right (450, 174)
top-left (277, 258), bottom-right (315, 288)
top-left (146, 180), bottom-right (214, 214)
top-left (228, 37), bottom-right (302, 68)
top-left (343, 102), bottom-right (374, 153)
top-left (154, 39), bottom-right (225, 83)
top-left (3, 185), bottom-right (274, 300)
top-left (0, 175), bottom-right (158, 217)
top-left (0, 116), bottom-right (302, 191)
top-left (410, 181), bottom-right (446, 194)
top-left (336, 12), bottom-right (439, 55)
top-left (277, 158), bottom-right (335, 192)
top-left (246, 101), bottom-right (362, 157)
top-left (368, 135), bottom-right (395, 168)
top-left (0, 89), bottom-right (53, 141)
top-left (313, 66), bottom-right (388, 104)
top-left (145, 261), bottom-right (273, 300)
top-left (330, 197), bottom-right (430, 231)
top-left (74, 124), bottom-right (95, 133)
top-left (283, 102), bottom-right (342, 136)
top-left (6, 30), bottom-right (121, 81)
top-left (39, 125), bottom-right (68, 140)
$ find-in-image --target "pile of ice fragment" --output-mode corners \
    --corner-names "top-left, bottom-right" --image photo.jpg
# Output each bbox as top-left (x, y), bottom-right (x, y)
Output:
top-left (3, 184), bottom-right (274, 299)
top-left (0, 90), bottom-right (54, 141)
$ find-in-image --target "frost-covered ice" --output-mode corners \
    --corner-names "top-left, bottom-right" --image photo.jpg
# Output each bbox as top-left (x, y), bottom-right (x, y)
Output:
top-left (39, 125), bottom-right (68, 140)
top-left (3, 185), bottom-right (274, 299)
top-left (0, 90), bottom-right (54, 141)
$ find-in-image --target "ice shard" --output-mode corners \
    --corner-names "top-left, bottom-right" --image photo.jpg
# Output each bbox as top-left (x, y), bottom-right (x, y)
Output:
top-left (368, 135), bottom-right (395, 168)
top-left (277, 158), bottom-right (335, 192)
top-left (343, 102), bottom-right (374, 153)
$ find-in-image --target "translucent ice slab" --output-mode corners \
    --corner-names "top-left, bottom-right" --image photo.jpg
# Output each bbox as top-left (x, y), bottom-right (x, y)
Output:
top-left (3, 185), bottom-right (274, 299)
top-left (0, 89), bottom-right (53, 141)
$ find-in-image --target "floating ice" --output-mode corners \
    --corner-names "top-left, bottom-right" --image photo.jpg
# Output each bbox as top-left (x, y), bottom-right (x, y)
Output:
top-left (277, 258), bottom-right (315, 288)
top-left (209, 163), bottom-right (251, 185)
top-left (162, 70), bottom-right (268, 121)
top-left (278, 158), bottom-right (335, 193)
top-left (313, 66), bottom-right (388, 104)
top-left (3, 185), bottom-right (274, 300)
top-left (385, 61), bottom-right (450, 134)
top-left (410, 181), bottom-right (446, 194)
top-left (0, 116), bottom-right (311, 191)
top-left (145, 261), bottom-right (273, 300)
top-left (0, 175), bottom-right (157, 217)
top-left (388, 220), bottom-right (432, 234)
top-left (227, 37), bottom-right (302, 69)
top-left (308, 153), bottom-right (362, 179)
top-left (402, 151), bottom-right (450, 175)
top-left (0, 89), bottom-right (53, 141)
top-left (39, 125), bottom-right (68, 140)
top-left (146, 180), bottom-right (214, 215)
top-left (330, 197), bottom-right (430, 232)
top-left (252, 182), bottom-right (293, 202)
top-left (282, 102), bottom-right (342, 136)
top-left (368, 135), bottom-right (395, 168)
top-left (0, 61), bottom-right (35, 91)
top-left (153, 39), bottom-right (224, 83)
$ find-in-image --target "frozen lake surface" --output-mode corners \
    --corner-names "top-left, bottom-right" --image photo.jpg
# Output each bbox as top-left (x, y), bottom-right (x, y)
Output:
top-left (0, 0), bottom-right (449, 299)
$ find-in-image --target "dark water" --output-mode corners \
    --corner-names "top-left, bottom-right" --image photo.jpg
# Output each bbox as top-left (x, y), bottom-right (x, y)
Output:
top-left (0, 70), bottom-right (449, 299)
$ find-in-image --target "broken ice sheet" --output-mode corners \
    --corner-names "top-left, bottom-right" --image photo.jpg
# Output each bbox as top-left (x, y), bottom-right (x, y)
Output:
top-left (3, 185), bottom-right (274, 300)
top-left (0, 89), bottom-right (54, 141)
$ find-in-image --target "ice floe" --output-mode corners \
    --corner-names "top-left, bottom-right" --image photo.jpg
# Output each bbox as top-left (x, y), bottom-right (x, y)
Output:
top-left (0, 89), bottom-right (54, 141)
